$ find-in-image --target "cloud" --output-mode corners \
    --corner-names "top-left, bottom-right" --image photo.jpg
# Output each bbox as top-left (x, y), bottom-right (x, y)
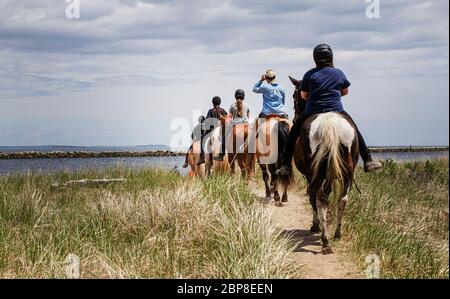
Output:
top-left (0, 73), bottom-right (92, 98)
top-left (0, 0), bottom-right (448, 145)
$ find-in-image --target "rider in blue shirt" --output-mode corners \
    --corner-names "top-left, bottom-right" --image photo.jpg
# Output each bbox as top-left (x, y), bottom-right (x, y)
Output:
top-left (253, 70), bottom-right (287, 118)
top-left (277, 44), bottom-right (382, 175)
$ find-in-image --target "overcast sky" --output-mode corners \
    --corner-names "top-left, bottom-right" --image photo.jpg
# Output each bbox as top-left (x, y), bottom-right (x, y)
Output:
top-left (0, 0), bottom-right (448, 147)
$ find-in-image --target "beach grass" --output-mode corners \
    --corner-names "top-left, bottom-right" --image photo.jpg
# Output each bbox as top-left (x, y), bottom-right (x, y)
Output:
top-left (0, 167), bottom-right (295, 278)
top-left (343, 158), bottom-right (449, 278)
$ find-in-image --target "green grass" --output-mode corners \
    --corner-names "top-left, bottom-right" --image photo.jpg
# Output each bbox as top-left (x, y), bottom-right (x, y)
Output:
top-left (0, 167), bottom-right (295, 278)
top-left (344, 158), bottom-right (449, 278)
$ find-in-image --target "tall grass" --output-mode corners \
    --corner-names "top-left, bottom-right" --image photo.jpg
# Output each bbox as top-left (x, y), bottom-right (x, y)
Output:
top-left (0, 167), bottom-right (295, 278)
top-left (345, 158), bottom-right (449, 278)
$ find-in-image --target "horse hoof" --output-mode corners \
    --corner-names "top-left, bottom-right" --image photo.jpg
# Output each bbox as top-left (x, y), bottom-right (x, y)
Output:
top-left (334, 231), bottom-right (342, 240)
top-left (265, 193), bottom-right (272, 198)
top-left (321, 246), bottom-right (333, 255)
top-left (275, 201), bottom-right (283, 207)
top-left (310, 224), bottom-right (320, 233)
top-left (281, 196), bottom-right (288, 203)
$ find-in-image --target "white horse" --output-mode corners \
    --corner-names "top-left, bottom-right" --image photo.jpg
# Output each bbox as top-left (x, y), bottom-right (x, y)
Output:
top-left (280, 112), bottom-right (359, 254)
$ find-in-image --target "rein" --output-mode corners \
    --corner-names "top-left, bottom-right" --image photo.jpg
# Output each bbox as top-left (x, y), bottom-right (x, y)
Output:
top-left (352, 178), bottom-right (362, 194)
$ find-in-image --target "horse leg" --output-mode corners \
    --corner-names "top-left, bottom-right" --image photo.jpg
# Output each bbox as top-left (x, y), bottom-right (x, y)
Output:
top-left (309, 190), bottom-right (320, 233)
top-left (238, 155), bottom-right (246, 178)
top-left (204, 160), bottom-right (210, 177)
top-left (259, 164), bottom-right (271, 198)
top-left (317, 185), bottom-right (333, 254)
top-left (229, 154), bottom-right (236, 175)
top-left (280, 161), bottom-right (288, 202)
top-left (334, 181), bottom-right (351, 240)
top-left (334, 195), bottom-right (348, 240)
top-left (269, 164), bottom-right (281, 206)
top-left (281, 183), bottom-right (288, 203)
top-left (249, 153), bottom-right (256, 179)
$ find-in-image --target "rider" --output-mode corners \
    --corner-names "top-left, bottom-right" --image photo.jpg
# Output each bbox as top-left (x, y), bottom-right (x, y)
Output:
top-left (212, 89), bottom-right (250, 162)
top-left (229, 89), bottom-right (250, 124)
top-left (197, 96), bottom-right (228, 165)
top-left (277, 44), bottom-right (382, 175)
top-left (253, 69), bottom-right (287, 118)
top-left (182, 115), bottom-right (205, 168)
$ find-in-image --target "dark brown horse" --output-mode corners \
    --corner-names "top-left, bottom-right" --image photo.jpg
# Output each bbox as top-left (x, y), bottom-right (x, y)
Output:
top-left (256, 116), bottom-right (294, 207)
top-left (279, 77), bottom-right (359, 254)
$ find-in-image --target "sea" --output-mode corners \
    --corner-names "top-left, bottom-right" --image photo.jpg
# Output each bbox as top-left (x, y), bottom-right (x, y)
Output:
top-left (0, 146), bottom-right (448, 176)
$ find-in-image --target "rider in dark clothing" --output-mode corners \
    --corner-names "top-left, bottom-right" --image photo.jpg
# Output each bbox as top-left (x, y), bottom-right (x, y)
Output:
top-left (197, 96), bottom-right (228, 165)
top-left (277, 44), bottom-right (382, 176)
top-left (182, 115), bottom-right (206, 168)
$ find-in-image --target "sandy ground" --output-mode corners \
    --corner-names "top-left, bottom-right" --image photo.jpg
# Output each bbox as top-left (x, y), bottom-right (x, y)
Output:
top-left (250, 180), bottom-right (362, 279)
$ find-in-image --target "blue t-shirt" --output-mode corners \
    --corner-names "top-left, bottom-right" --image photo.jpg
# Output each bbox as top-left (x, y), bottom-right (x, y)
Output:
top-left (253, 81), bottom-right (286, 115)
top-left (301, 67), bottom-right (351, 116)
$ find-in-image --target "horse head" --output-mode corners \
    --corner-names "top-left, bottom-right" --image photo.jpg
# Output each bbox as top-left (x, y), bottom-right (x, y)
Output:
top-left (289, 76), bottom-right (305, 115)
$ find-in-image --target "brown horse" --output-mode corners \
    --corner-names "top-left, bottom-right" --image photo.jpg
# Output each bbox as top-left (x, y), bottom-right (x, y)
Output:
top-left (227, 123), bottom-right (255, 179)
top-left (256, 116), bottom-right (294, 207)
top-left (187, 140), bottom-right (205, 177)
top-left (279, 77), bottom-right (360, 254)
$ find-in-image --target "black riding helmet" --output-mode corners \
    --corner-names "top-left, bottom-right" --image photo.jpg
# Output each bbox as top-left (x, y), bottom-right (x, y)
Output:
top-left (313, 43), bottom-right (333, 66)
top-left (212, 96), bottom-right (221, 106)
top-left (235, 89), bottom-right (245, 100)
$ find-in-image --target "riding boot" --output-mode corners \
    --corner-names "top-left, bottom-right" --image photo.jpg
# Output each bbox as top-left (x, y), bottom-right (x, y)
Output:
top-left (358, 131), bottom-right (382, 172)
top-left (182, 153), bottom-right (189, 168)
top-left (183, 145), bottom-right (193, 168)
top-left (363, 154), bottom-right (382, 172)
top-left (214, 153), bottom-right (225, 161)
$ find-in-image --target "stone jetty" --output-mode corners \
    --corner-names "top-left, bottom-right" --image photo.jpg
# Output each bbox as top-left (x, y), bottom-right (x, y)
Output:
top-left (0, 147), bottom-right (447, 160)
top-left (369, 146), bottom-right (449, 153)
top-left (0, 150), bottom-right (185, 160)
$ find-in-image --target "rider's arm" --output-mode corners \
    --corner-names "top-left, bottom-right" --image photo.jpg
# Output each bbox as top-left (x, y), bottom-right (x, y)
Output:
top-left (228, 105), bottom-right (234, 119)
top-left (300, 71), bottom-right (311, 100)
top-left (253, 81), bottom-right (269, 94)
top-left (339, 69), bottom-right (351, 97)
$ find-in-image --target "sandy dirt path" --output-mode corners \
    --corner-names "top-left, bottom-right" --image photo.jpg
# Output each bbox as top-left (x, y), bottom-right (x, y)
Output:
top-left (250, 181), bottom-right (362, 279)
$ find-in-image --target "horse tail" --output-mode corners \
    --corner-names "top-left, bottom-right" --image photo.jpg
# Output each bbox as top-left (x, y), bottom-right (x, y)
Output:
top-left (311, 114), bottom-right (346, 200)
top-left (277, 120), bottom-right (295, 188)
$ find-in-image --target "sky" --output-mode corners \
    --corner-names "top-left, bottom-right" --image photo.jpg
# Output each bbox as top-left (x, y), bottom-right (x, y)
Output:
top-left (0, 0), bottom-right (448, 147)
